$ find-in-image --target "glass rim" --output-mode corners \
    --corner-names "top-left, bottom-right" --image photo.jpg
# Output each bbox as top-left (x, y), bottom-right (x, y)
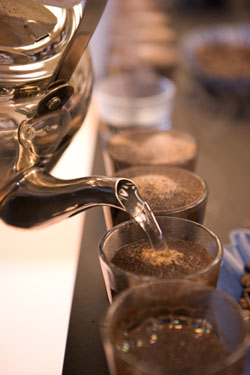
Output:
top-left (101, 279), bottom-right (250, 375)
top-left (99, 215), bottom-right (223, 283)
top-left (94, 72), bottom-right (176, 107)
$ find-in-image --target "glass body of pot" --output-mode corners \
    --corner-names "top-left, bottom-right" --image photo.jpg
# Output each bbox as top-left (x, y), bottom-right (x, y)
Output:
top-left (0, 50), bottom-right (93, 203)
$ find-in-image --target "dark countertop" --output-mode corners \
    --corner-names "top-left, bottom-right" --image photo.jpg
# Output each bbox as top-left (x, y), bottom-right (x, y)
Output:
top-left (63, 2), bottom-right (250, 374)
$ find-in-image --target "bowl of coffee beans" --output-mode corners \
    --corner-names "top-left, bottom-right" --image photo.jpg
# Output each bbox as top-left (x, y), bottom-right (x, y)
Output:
top-left (181, 23), bottom-right (250, 94)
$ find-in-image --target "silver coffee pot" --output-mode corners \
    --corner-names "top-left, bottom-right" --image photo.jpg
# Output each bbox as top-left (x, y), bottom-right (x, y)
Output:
top-left (0, 0), bottom-right (135, 228)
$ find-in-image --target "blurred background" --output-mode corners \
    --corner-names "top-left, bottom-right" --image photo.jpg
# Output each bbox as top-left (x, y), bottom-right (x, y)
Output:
top-left (91, 0), bottom-right (250, 244)
top-left (62, 2), bottom-right (250, 374)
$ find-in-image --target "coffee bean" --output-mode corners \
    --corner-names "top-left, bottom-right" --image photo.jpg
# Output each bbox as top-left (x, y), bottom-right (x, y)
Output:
top-left (240, 273), bottom-right (250, 287)
top-left (196, 44), bottom-right (250, 80)
top-left (238, 268), bottom-right (250, 312)
top-left (239, 298), bottom-right (248, 309)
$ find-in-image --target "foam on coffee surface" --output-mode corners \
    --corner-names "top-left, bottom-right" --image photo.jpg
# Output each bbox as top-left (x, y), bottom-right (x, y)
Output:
top-left (116, 168), bottom-right (205, 211)
top-left (132, 174), bottom-right (183, 209)
top-left (141, 246), bottom-right (184, 267)
top-left (108, 130), bottom-right (197, 166)
top-left (112, 238), bottom-right (212, 278)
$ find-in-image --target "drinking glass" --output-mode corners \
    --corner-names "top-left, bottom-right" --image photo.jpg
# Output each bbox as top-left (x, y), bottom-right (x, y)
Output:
top-left (94, 71), bottom-right (176, 175)
top-left (94, 71), bottom-right (176, 137)
top-left (99, 216), bottom-right (223, 303)
top-left (103, 165), bottom-right (208, 229)
top-left (101, 279), bottom-right (250, 375)
top-left (105, 128), bottom-right (198, 174)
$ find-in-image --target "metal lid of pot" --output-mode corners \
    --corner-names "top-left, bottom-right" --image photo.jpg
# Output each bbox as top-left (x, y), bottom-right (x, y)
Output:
top-left (0, 0), bottom-right (83, 85)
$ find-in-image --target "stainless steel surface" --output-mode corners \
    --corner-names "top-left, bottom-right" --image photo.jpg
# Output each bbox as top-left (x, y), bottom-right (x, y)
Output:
top-left (0, 48), bottom-right (93, 227)
top-left (0, 170), bottom-right (138, 228)
top-left (0, 3), bottom-right (68, 85)
top-left (0, 0), bottom-right (132, 230)
top-left (53, 0), bottom-right (107, 83)
top-left (0, 0), bottom-right (57, 47)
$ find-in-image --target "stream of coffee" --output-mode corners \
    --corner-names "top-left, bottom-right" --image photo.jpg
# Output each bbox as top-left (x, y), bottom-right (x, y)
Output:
top-left (116, 180), bottom-right (167, 251)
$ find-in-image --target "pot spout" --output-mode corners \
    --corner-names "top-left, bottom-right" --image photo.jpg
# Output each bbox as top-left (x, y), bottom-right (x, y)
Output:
top-left (0, 168), bottom-right (136, 229)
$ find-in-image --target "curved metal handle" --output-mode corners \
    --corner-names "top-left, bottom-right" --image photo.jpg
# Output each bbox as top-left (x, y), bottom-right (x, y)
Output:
top-left (34, 0), bottom-right (106, 117)
top-left (52, 0), bottom-right (107, 83)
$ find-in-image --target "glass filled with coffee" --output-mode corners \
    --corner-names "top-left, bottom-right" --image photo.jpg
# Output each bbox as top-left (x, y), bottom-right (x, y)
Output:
top-left (105, 128), bottom-right (198, 174)
top-left (94, 71), bottom-right (176, 142)
top-left (101, 279), bottom-right (250, 375)
top-left (103, 165), bottom-right (208, 229)
top-left (99, 216), bottom-right (223, 303)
